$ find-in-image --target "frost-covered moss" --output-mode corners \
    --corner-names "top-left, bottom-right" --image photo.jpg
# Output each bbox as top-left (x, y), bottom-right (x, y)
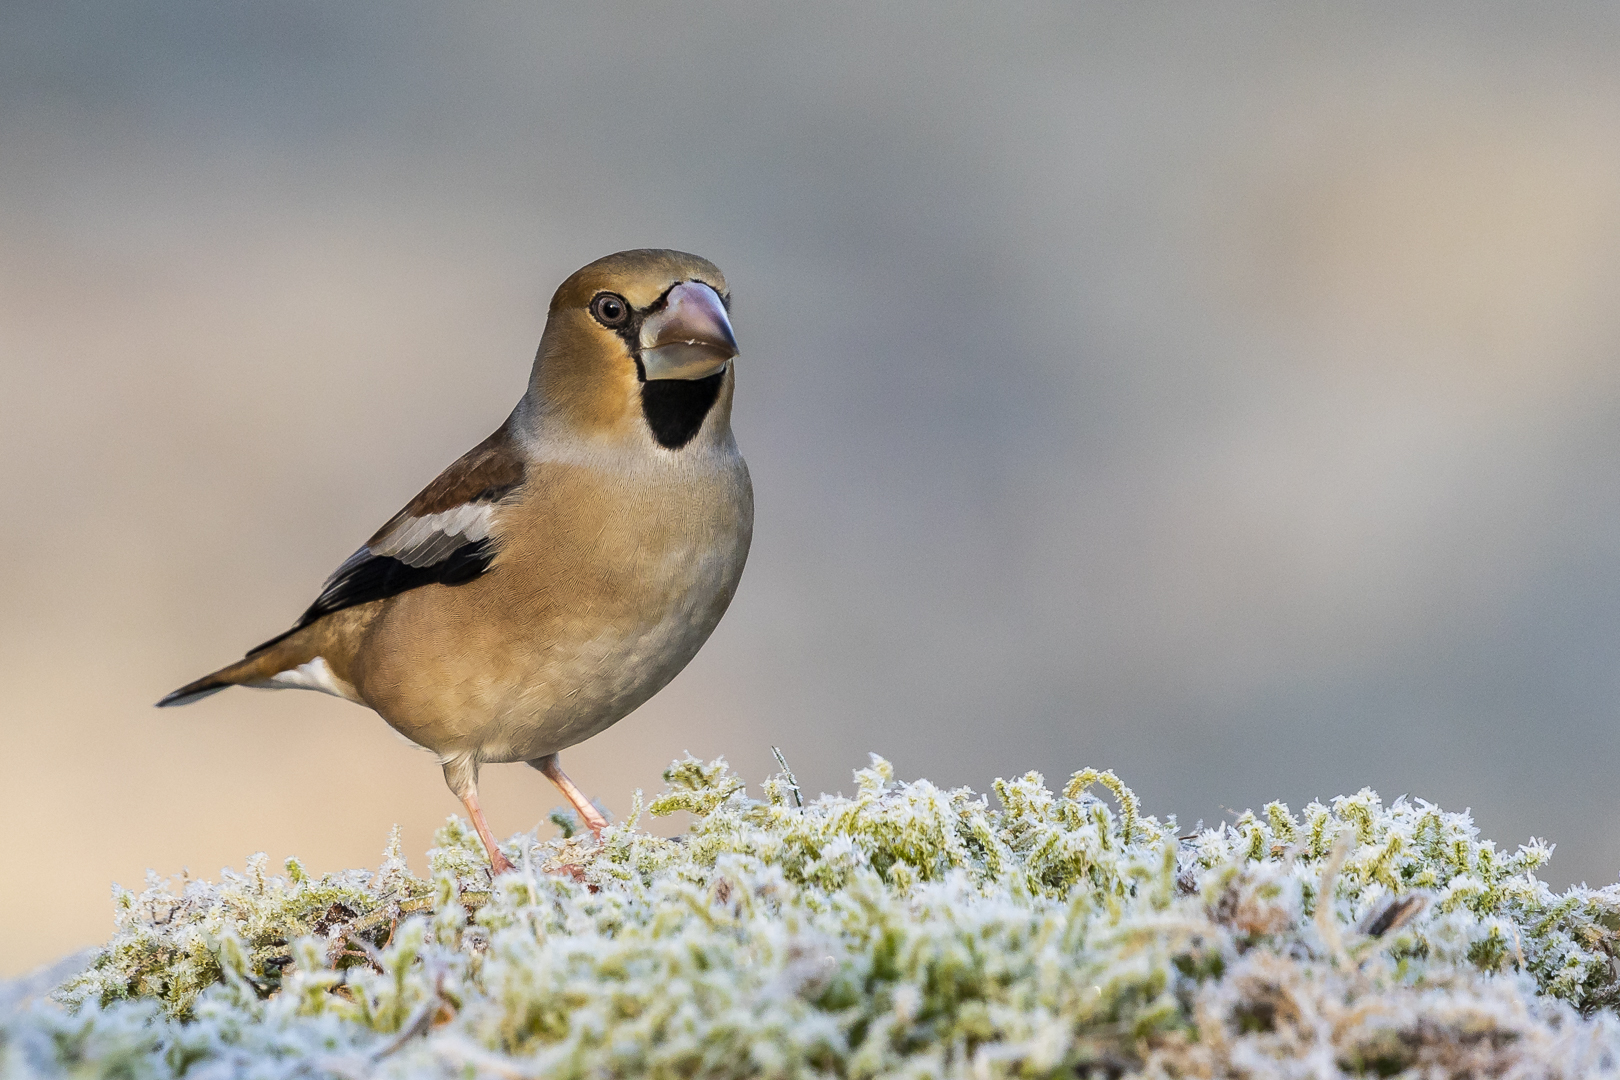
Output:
top-left (6, 754), bottom-right (1620, 1078)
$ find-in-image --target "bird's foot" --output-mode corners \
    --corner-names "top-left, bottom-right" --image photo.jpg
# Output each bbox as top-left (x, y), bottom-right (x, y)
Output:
top-left (535, 754), bottom-right (611, 839)
top-left (552, 862), bottom-right (589, 885)
top-left (455, 785), bottom-right (516, 877)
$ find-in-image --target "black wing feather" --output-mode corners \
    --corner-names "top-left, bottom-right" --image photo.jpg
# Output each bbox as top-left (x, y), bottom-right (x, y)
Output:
top-left (245, 537), bottom-right (496, 657)
top-left (242, 421), bottom-right (525, 659)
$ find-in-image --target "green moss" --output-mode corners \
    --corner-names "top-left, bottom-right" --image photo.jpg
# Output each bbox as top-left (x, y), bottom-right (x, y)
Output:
top-left (4, 754), bottom-right (1619, 1078)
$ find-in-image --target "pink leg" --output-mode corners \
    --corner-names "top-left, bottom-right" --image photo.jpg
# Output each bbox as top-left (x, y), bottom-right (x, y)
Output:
top-left (443, 757), bottom-right (513, 875)
top-left (531, 754), bottom-right (609, 837)
top-left (458, 788), bottom-right (515, 875)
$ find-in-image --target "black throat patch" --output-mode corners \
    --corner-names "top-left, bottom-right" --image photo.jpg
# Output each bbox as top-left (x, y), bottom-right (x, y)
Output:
top-left (640, 370), bottom-right (724, 450)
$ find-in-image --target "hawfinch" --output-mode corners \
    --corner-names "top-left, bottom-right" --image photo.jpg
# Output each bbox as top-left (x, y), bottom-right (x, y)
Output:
top-left (160, 250), bottom-right (753, 874)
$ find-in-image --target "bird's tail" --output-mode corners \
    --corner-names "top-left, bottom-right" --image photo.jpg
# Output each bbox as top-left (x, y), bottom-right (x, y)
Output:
top-left (155, 635), bottom-right (310, 707)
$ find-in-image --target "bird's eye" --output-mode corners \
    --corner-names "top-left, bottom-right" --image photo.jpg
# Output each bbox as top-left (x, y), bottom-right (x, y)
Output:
top-left (590, 293), bottom-right (630, 327)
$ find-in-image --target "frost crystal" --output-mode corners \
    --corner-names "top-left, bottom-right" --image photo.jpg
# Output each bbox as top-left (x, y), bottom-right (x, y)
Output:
top-left (4, 755), bottom-right (1620, 1077)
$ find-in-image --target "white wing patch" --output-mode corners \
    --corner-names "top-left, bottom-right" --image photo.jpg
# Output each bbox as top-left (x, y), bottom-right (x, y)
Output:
top-left (370, 503), bottom-right (496, 567)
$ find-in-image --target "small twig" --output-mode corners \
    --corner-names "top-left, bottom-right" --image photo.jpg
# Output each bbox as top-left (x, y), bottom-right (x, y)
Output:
top-left (368, 970), bottom-right (450, 1063)
top-left (772, 746), bottom-right (803, 808)
top-left (335, 933), bottom-right (390, 975)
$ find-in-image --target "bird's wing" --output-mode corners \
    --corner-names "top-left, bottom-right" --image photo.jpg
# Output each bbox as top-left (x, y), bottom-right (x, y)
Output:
top-left (247, 420), bottom-right (527, 656)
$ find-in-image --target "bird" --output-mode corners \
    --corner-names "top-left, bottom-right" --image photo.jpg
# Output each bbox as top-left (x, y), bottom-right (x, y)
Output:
top-left (158, 249), bottom-right (753, 875)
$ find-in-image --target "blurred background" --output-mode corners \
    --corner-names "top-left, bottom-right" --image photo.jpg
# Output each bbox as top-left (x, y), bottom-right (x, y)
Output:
top-left (5, 3), bottom-right (1620, 974)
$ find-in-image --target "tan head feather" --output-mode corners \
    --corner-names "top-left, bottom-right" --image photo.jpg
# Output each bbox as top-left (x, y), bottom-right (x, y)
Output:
top-left (528, 250), bottom-right (733, 440)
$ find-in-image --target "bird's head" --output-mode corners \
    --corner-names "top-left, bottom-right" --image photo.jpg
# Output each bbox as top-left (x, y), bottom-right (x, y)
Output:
top-left (529, 249), bottom-right (738, 451)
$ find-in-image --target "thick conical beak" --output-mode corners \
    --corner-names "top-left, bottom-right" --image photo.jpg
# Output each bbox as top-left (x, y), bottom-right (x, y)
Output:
top-left (638, 281), bottom-right (737, 380)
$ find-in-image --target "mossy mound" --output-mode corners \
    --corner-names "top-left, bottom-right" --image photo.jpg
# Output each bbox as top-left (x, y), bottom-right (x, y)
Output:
top-left (6, 755), bottom-right (1620, 1077)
